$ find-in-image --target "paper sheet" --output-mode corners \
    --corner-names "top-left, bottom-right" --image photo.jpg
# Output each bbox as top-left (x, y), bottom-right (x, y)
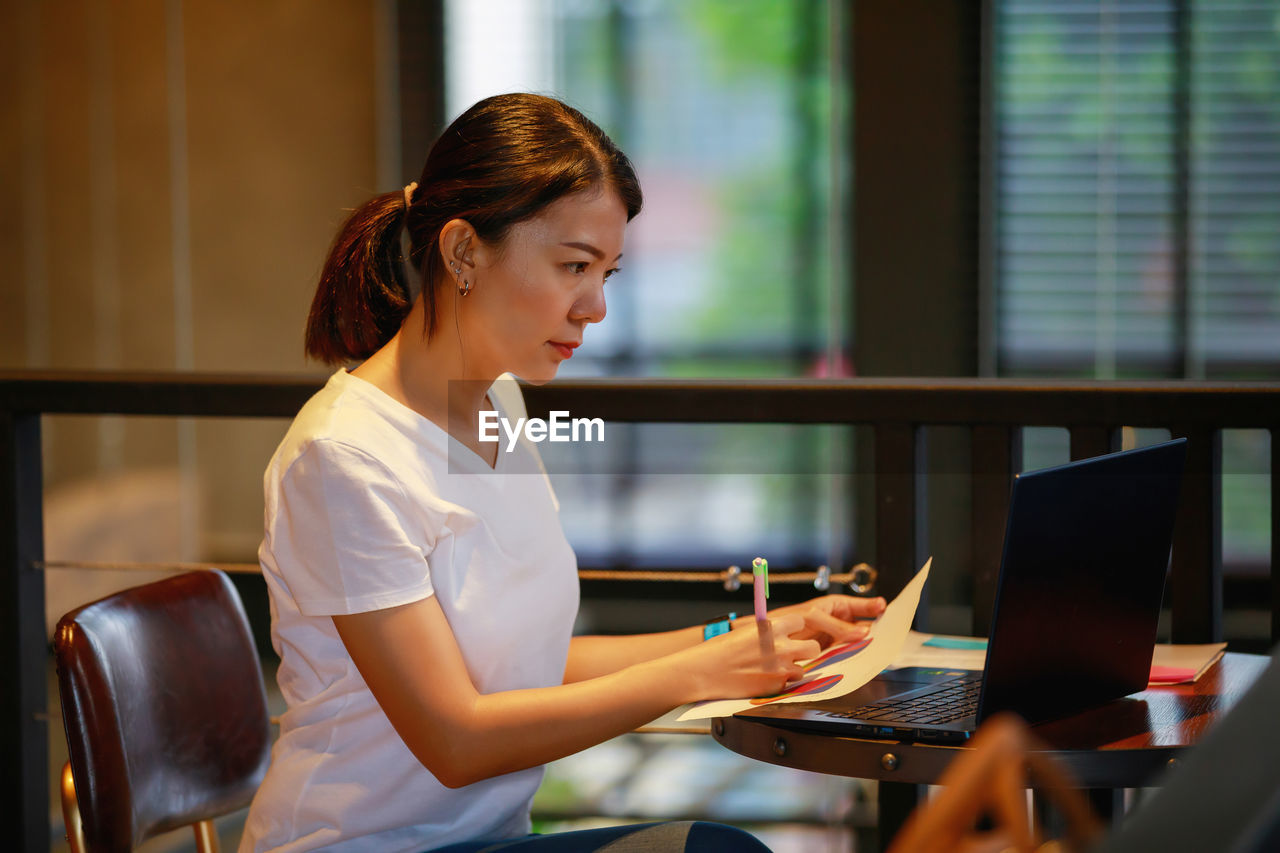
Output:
top-left (676, 558), bottom-right (932, 721)
top-left (891, 630), bottom-right (988, 672)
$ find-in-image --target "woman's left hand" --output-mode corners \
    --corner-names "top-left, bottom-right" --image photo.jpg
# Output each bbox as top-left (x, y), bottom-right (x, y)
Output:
top-left (744, 594), bottom-right (887, 648)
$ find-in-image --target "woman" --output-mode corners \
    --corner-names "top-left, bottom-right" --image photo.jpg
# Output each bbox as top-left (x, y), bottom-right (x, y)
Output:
top-left (240, 93), bottom-right (885, 853)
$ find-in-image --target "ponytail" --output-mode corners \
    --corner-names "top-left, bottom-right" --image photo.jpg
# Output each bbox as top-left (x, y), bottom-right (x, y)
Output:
top-left (304, 191), bottom-right (413, 364)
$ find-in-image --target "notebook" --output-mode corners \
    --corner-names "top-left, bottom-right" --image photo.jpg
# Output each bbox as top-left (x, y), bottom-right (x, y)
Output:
top-left (737, 437), bottom-right (1188, 744)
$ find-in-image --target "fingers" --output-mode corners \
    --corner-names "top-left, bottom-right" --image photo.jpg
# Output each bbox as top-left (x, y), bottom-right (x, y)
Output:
top-left (750, 622), bottom-right (818, 679)
top-left (777, 637), bottom-right (821, 671)
top-left (802, 607), bottom-right (873, 644)
top-left (757, 615), bottom-right (817, 673)
top-left (792, 637), bottom-right (822, 661)
top-left (767, 611), bottom-right (806, 637)
top-left (777, 662), bottom-right (806, 685)
top-left (820, 593), bottom-right (887, 620)
top-left (770, 595), bottom-right (886, 643)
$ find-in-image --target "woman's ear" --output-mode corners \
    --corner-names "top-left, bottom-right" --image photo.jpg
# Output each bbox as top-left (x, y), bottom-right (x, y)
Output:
top-left (438, 218), bottom-right (476, 275)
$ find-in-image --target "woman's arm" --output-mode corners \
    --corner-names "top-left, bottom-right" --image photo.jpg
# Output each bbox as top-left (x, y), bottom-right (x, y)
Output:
top-left (333, 594), bottom-right (817, 789)
top-left (563, 629), bottom-right (701, 682)
top-left (563, 593), bottom-right (889, 683)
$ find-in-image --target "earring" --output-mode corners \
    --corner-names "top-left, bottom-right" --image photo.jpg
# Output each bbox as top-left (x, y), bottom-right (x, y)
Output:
top-left (449, 260), bottom-right (471, 295)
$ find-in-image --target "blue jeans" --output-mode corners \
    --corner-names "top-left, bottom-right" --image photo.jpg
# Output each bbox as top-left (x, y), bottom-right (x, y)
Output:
top-left (427, 821), bottom-right (772, 852)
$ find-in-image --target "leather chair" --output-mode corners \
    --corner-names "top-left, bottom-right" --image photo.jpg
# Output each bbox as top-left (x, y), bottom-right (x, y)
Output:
top-left (54, 570), bottom-right (273, 852)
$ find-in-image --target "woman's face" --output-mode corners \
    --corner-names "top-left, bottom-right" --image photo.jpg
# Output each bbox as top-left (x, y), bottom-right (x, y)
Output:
top-left (462, 187), bottom-right (628, 383)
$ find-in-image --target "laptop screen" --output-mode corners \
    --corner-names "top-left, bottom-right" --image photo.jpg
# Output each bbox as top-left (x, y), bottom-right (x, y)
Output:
top-left (977, 438), bottom-right (1187, 725)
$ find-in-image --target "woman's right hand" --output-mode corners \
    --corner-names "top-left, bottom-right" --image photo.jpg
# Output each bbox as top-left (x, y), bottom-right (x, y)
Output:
top-left (667, 612), bottom-right (821, 703)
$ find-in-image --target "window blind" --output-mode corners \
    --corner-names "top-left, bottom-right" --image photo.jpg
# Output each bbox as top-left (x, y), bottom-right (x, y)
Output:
top-left (995, 0), bottom-right (1280, 378)
top-left (1189, 1), bottom-right (1280, 375)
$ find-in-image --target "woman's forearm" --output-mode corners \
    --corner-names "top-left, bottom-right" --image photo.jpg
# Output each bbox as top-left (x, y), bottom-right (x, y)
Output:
top-left (336, 598), bottom-right (717, 789)
top-left (336, 597), bottom-right (814, 790)
top-left (441, 654), bottom-right (697, 786)
top-left (563, 627), bottom-right (703, 682)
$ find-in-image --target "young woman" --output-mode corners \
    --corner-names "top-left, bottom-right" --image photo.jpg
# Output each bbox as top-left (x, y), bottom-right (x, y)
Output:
top-left (240, 93), bottom-right (886, 853)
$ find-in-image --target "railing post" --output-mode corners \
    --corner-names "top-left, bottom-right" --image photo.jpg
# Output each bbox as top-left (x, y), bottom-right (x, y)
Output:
top-left (872, 422), bottom-right (924, 847)
top-left (0, 412), bottom-right (48, 852)
top-left (1069, 425), bottom-right (1117, 462)
top-left (970, 425), bottom-right (1021, 636)
top-left (1272, 427), bottom-right (1279, 645)
top-left (1170, 426), bottom-right (1222, 643)
top-left (874, 423), bottom-right (921, 600)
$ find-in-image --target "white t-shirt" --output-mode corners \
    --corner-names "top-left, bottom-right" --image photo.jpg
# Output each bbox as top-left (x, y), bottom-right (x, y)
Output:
top-left (239, 369), bottom-right (580, 853)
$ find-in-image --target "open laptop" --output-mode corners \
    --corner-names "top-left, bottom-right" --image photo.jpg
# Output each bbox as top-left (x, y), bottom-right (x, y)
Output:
top-left (737, 437), bottom-right (1188, 744)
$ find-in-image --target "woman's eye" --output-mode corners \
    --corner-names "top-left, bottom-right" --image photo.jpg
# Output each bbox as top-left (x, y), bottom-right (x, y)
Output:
top-left (604, 267), bottom-right (621, 280)
top-left (565, 261), bottom-right (589, 274)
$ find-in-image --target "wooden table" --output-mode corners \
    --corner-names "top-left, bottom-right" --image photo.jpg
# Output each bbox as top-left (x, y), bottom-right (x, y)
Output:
top-left (712, 652), bottom-right (1269, 849)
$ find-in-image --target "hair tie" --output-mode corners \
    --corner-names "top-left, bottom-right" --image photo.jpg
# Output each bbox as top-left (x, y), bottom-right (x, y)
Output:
top-left (399, 182), bottom-right (421, 302)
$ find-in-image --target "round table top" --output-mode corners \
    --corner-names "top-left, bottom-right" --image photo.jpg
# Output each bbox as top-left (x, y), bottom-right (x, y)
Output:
top-left (713, 651), bottom-right (1269, 789)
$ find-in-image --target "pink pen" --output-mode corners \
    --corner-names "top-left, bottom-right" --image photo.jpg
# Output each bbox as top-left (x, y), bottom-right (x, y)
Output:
top-left (752, 557), bottom-right (776, 668)
top-left (752, 557), bottom-right (770, 620)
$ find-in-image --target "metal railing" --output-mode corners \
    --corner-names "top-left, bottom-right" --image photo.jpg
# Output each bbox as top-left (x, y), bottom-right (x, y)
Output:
top-left (3, 370), bottom-right (1278, 850)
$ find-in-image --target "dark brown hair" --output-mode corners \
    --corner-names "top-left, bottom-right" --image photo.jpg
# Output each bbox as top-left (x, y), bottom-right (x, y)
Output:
top-left (305, 93), bottom-right (643, 364)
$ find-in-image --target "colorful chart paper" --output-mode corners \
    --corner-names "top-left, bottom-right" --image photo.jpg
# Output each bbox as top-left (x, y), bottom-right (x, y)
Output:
top-left (677, 557), bottom-right (932, 720)
top-left (801, 637), bottom-right (872, 672)
top-left (749, 674), bottom-right (844, 705)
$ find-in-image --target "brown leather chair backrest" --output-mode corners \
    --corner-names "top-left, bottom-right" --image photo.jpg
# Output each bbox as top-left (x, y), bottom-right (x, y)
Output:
top-left (54, 570), bottom-right (272, 851)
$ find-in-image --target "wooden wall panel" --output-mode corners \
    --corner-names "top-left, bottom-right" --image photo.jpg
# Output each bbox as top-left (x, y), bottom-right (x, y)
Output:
top-left (0, 2), bottom-right (28, 366)
top-left (182, 0), bottom-right (378, 557)
top-left (2, 0), bottom-right (391, 560)
top-left (111, 0), bottom-right (182, 472)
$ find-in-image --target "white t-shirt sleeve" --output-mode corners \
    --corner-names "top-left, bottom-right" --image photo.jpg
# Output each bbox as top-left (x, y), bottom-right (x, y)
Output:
top-left (272, 438), bottom-right (434, 616)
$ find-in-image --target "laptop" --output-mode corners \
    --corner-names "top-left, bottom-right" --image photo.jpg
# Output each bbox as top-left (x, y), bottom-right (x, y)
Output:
top-left (737, 437), bottom-right (1188, 744)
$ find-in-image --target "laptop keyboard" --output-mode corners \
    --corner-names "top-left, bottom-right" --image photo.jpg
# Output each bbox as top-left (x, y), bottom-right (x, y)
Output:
top-left (830, 675), bottom-right (983, 726)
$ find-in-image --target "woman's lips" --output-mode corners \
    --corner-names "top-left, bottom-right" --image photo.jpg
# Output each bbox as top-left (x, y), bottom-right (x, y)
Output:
top-left (550, 341), bottom-right (577, 359)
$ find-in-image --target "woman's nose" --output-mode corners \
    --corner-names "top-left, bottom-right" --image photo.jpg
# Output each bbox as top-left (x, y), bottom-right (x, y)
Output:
top-left (573, 279), bottom-right (607, 324)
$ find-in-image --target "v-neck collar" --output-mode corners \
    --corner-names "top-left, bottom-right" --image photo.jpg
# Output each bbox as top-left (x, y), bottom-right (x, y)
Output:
top-left (339, 369), bottom-right (511, 476)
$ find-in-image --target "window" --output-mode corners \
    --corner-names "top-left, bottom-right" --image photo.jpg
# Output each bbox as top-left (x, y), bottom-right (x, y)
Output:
top-left (445, 0), bottom-right (853, 570)
top-left (994, 1), bottom-right (1278, 578)
top-left (994, 0), bottom-right (1280, 379)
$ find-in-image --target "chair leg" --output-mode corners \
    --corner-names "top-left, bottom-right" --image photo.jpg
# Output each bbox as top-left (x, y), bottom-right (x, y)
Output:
top-left (194, 818), bottom-right (221, 853)
top-left (60, 762), bottom-right (86, 853)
